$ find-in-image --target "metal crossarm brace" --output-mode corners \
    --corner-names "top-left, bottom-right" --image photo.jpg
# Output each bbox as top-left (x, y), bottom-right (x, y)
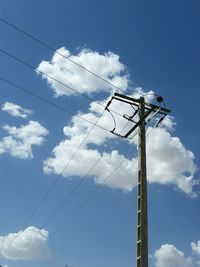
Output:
top-left (124, 107), bottom-right (155, 138)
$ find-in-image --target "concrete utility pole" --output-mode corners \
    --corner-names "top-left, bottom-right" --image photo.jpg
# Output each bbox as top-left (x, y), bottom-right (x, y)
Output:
top-left (137, 97), bottom-right (148, 267)
top-left (105, 93), bottom-right (170, 267)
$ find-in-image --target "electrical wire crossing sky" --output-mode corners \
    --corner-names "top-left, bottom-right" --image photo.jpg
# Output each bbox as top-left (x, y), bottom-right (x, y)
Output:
top-left (0, 1), bottom-right (200, 267)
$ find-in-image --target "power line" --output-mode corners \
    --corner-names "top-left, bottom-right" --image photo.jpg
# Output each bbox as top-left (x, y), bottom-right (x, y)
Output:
top-left (30, 147), bottom-right (135, 258)
top-left (15, 115), bottom-right (159, 257)
top-left (53, 148), bottom-right (134, 233)
top-left (0, 47), bottom-right (125, 119)
top-left (3, 87), bottom-right (106, 248)
top-left (8, 95), bottom-right (158, 255)
top-left (49, 114), bottom-right (164, 242)
top-left (0, 76), bottom-right (108, 228)
top-left (0, 16), bottom-right (127, 94)
top-left (0, 75), bottom-right (110, 133)
top-left (39, 118), bottom-right (134, 229)
top-left (20, 109), bottom-right (105, 230)
top-left (7, 105), bottom-right (137, 254)
top-left (1, 74), bottom-right (155, 234)
top-left (1, 74), bottom-right (163, 228)
top-left (9, 130), bottom-right (136, 257)
top-left (41, 156), bottom-right (103, 227)
top-left (19, 106), bottom-right (155, 236)
top-left (0, 76), bottom-right (135, 237)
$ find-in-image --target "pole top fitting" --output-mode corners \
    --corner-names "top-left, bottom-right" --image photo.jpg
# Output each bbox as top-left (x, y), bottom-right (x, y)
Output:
top-left (156, 96), bottom-right (163, 103)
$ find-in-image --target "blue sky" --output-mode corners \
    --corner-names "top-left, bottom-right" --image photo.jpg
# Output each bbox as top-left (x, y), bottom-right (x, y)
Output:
top-left (0, 1), bottom-right (200, 267)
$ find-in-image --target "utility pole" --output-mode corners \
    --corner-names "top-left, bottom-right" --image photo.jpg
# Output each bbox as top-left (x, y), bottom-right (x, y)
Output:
top-left (105, 93), bottom-right (170, 267)
top-left (137, 97), bottom-right (148, 267)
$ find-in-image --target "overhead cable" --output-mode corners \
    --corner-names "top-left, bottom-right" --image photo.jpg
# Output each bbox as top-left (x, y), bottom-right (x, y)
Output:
top-left (1, 74), bottom-right (108, 247)
top-left (20, 109), bottom-right (106, 230)
top-left (0, 17), bottom-right (127, 94)
top-left (0, 47), bottom-right (125, 119)
top-left (38, 117), bottom-right (135, 229)
top-left (0, 75), bottom-right (110, 132)
top-left (30, 147), bottom-right (136, 258)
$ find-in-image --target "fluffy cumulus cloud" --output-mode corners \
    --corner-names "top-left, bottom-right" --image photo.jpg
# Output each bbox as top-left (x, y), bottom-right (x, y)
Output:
top-left (43, 96), bottom-right (138, 191)
top-left (37, 47), bottom-right (198, 195)
top-left (43, 92), bottom-right (140, 191)
top-left (2, 102), bottom-right (33, 118)
top-left (0, 226), bottom-right (50, 260)
top-left (153, 242), bottom-right (200, 267)
top-left (42, 91), bottom-right (198, 195)
top-left (0, 121), bottom-right (48, 159)
top-left (36, 47), bottom-right (129, 96)
top-left (44, 143), bottom-right (138, 191)
top-left (154, 244), bottom-right (192, 267)
top-left (191, 241), bottom-right (200, 256)
top-left (146, 127), bottom-right (197, 197)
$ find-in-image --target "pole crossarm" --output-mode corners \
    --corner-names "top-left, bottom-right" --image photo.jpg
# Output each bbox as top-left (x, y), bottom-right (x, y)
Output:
top-left (108, 93), bottom-right (170, 139)
top-left (114, 93), bottom-right (171, 114)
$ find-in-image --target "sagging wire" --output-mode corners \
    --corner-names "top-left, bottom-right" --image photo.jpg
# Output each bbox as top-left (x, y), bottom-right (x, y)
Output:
top-left (105, 97), bottom-right (120, 137)
top-left (105, 96), bottom-right (140, 138)
top-left (27, 131), bottom-right (139, 259)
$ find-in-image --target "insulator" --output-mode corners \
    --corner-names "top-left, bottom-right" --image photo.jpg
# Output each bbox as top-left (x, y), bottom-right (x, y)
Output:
top-left (156, 96), bottom-right (163, 103)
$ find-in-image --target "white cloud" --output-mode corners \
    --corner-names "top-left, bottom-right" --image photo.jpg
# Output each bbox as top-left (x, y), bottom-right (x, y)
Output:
top-left (36, 46), bottom-right (197, 195)
top-left (191, 241), bottom-right (200, 256)
top-left (44, 142), bottom-right (138, 191)
top-left (0, 121), bottom-right (49, 159)
top-left (146, 127), bottom-right (197, 197)
top-left (36, 47), bottom-right (129, 96)
top-left (43, 93), bottom-right (138, 191)
top-left (0, 226), bottom-right (50, 260)
top-left (154, 244), bottom-right (192, 267)
top-left (160, 115), bottom-right (176, 131)
top-left (42, 92), bottom-right (198, 196)
top-left (131, 87), bottom-right (154, 101)
top-left (2, 102), bottom-right (33, 118)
